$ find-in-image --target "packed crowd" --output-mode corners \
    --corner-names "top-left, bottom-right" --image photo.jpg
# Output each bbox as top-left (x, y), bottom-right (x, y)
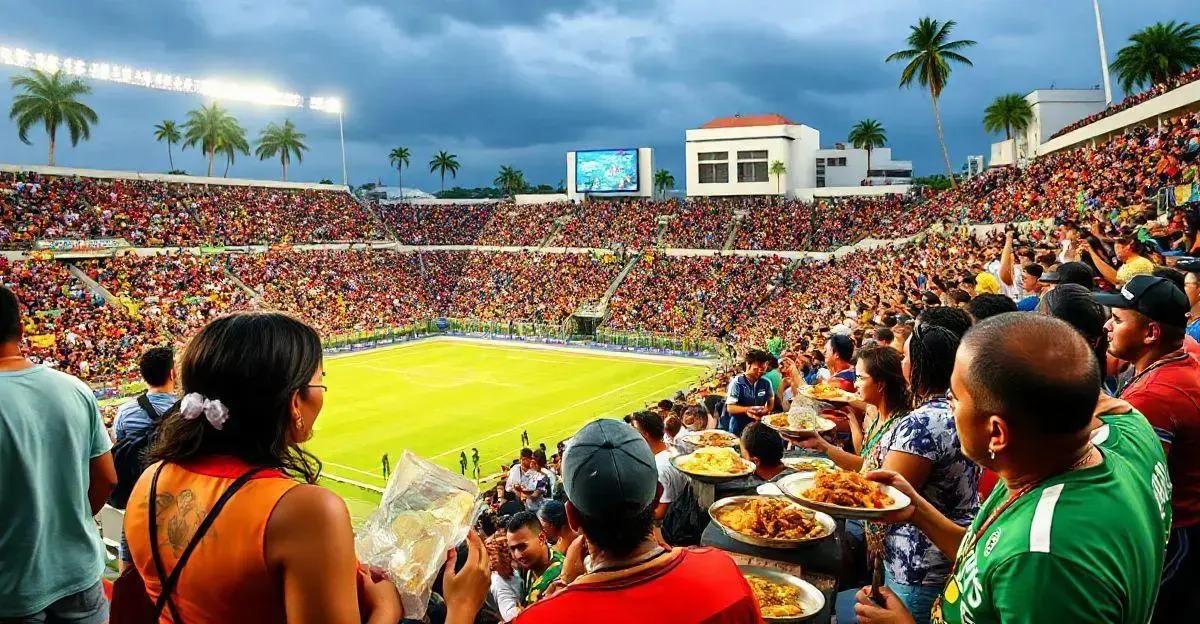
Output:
top-left (475, 204), bottom-right (569, 247)
top-left (1049, 66), bottom-right (1200, 141)
top-left (0, 172), bottom-right (382, 248)
top-left (447, 251), bottom-right (619, 323)
top-left (0, 173), bottom-right (205, 247)
top-left (80, 252), bottom-right (252, 340)
top-left (0, 257), bottom-right (162, 381)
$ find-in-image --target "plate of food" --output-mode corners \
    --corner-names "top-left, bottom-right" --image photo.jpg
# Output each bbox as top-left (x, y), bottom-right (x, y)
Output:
top-left (781, 456), bottom-right (837, 474)
top-left (709, 496), bottom-right (834, 549)
top-left (740, 565), bottom-right (825, 622)
top-left (778, 470), bottom-right (910, 519)
top-left (763, 412), bottom-right (836, 436)
top-left (671, 446), bottom-right (755, 484)
top-left (679, 429), bottom-right (740, 449)
top-left (798, 383), bottom-right (861, 404)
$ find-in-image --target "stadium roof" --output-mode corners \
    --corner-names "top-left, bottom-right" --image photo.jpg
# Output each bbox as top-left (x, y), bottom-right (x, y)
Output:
top-left (700, 113), bottom-right (797, 129)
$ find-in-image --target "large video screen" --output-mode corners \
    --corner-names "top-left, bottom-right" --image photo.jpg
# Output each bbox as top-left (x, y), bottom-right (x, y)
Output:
top-left (575, 149), bottom-right (639, 192)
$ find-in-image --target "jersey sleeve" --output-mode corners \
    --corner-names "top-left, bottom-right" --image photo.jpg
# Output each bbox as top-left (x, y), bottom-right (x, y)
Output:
top-left (988, 553), bottom-right (1123, 624)
top-left (725, 378), bottom-right (742, 404)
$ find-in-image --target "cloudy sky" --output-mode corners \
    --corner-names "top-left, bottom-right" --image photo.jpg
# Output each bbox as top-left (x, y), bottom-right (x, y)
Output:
top-left (0, 1), bottom-right (1193, 191)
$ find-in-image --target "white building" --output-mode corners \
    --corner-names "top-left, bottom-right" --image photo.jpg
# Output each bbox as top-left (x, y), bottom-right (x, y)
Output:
top-left (989, 89), bottom-right (1106, 167)
top-left (685, 114), bottom-right (911, 198)
top-left (814, 145), bottom-right (912, 188)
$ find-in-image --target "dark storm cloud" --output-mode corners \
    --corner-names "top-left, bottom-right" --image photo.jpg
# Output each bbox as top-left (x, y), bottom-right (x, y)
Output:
top-left (0, 0), bottom-right (1197, 188)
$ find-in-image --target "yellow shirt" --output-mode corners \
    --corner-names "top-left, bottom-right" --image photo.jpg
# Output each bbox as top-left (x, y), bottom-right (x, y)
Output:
top-left (1116, 255), bottom-right (1156, 285)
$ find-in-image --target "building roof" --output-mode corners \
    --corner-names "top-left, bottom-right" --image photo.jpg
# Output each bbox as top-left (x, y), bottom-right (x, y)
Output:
top-left (700, 113), bottom-right (797, 129)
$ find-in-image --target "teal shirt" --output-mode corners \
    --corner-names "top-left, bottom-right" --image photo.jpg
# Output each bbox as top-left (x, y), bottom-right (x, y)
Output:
top-left (762, 369), bottom-right (783, 398)
top-left (0, 365), bottom-right (112, 616)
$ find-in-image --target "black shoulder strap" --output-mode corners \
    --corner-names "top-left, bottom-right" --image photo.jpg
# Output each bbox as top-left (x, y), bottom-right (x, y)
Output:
top-left (148, 462), bottom-right (268, 622)
top-left (136, 393), bottom-right (160, 421)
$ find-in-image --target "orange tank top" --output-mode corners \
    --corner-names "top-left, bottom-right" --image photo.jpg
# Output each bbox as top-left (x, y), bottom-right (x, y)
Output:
top-left (125, 456), bottom-right (300, 624)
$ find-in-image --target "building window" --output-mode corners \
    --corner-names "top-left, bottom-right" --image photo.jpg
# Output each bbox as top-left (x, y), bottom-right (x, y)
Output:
top-left (826, 157), bottom-right (847, 167)
top-left (736, 150), bottom-right (769, 183)
top-left (868, 169), bottom-right (913, 177)
top-left (697, 152), bottom-right (729, 184)
top-left (816, 176), bottom-right (826, 188)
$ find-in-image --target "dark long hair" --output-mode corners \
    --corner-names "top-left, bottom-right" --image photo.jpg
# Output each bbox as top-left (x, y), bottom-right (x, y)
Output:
top-left (148, 312), bottom-right (325, 483)
top-left (857, 344), bottom-right (912, 415)
top-left (908, 321), bottom-right (960, 401)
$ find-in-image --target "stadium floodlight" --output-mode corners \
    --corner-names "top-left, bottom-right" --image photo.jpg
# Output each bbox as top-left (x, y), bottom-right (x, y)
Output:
top-left (1, 42), bottom-right (350, 184)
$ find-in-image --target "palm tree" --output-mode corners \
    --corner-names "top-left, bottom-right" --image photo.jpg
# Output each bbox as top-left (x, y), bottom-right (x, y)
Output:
top-left (1111, 21), bottom-right (1200, 94)
top-left (653, 169), bottom-right (675, 200)
top-left (886, 17), bottom-right (976, 185)
top-left (153, 120), bottom-right (181, 171)
top-left (429, 151), bottom-right (460, 193)
top-left (8, 69), bottom-right (98, 166)
top-left (182, 103), bottom-right (247, 178)
top-left (847, 119), bottom-right (888, 181)
top-left (255, 120), bottom-right (309, 181)
top-left (493, 165), bottom-right (526, 197)
top-left (768, 161), bottom-right (786, 195)
top-left (388, 147), bottom-right (410, 198)
top-left (983, 94), bottom-right (1033, 165)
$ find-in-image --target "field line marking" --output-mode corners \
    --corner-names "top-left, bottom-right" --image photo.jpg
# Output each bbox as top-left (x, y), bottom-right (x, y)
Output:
top-left (476, 376), bottom-right (698, 468)
top-left (320, 472), bottom-right (384, 494)
top-left (324, 461), bottom-right (386, 480)
top-left (426, 366), bottom-right (689, 460)
top-left (327, 335), bottom-right (715, 368)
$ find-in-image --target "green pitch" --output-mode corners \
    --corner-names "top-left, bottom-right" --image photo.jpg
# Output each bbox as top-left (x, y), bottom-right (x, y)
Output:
top-left (306, 338), bottom-right (709, 519)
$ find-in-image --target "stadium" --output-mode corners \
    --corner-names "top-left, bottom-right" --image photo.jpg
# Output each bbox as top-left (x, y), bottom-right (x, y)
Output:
top-left (2, 2), bottom-right (1199, 624)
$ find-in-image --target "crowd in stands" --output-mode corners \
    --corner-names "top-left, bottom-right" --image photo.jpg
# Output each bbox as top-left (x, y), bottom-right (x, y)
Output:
top-left (475, 204), bottom-right (569, 247)
top-left (0, 172), bottom-right (205, 247)
top-left (0, 172), bottom-right (382, 248)
top-left (0, 257), bottom-right (161, 381)
top-left (80, 252), bottom-right (251, 340)
top-left (6, 103), bottom-right (1200, 624)
top-left (1049, 66), bottom-right (1200, 141)
top-left (447, 251), bottom-right (618, 322)
top-left (380, 202), bottom-right (495, 245)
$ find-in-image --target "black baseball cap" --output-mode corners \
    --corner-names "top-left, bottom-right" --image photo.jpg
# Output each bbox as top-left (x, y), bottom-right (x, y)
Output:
top-left (1092, 275), bottom-right (1189, 328)
top-left (1041, 262), bottom-right (1094, 287)
top-left (561, 419), bottom-right (658, 517)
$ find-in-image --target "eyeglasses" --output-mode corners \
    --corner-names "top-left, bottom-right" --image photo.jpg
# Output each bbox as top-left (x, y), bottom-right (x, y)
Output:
top-left (300, 384), bottom-right (328, 392)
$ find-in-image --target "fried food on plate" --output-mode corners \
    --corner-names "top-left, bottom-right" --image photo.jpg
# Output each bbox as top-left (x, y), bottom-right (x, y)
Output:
top-left (676, 446), bottom-right (751, 476)
top-left (802, 471), bottom-right (895, 509)
top-left (714, 497), bottom-right (829, 541)
top-left (747, 575), bottom-right (805, 618)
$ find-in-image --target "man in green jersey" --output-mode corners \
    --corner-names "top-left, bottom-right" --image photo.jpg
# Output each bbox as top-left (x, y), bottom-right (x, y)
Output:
top-left (854, 314), bottom-right (1170, 624)
top-left (506, 511), bottom-right (565, 606)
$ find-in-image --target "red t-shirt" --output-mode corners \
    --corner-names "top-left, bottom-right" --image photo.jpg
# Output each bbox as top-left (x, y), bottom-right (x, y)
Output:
top-left (1120, 350), bottom-right (1200, 528)
top-left (515, 547), bottom-right (764, 624)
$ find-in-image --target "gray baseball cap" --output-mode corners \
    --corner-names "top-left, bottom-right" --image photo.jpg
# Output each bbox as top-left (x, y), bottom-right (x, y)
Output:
top-left (562, 419), bottom-right (658, 518)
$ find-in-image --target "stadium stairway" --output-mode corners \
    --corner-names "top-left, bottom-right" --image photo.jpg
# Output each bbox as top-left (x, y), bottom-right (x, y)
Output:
top-left (221, 264), bottom-right (263, 301)
top-left (599, 252), bottom-right (642, 309)
top-left (357, 194), bottom-right (399, 240)
top-left (722, 212), bottom-right (745, 252)
top-left (654, 215), bottom-right (673, 248)
top-left (65, 263), bottom-right (120, 307)
top-left (539, 215), bottom-right (572, 249)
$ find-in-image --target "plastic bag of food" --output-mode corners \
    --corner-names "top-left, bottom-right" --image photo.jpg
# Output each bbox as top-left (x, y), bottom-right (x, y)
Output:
top-left (354, 450), bottom-right (482, 619)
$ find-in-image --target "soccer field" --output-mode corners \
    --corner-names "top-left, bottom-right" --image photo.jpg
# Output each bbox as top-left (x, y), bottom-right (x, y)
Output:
top-left (307, 338), bottom-right (709, 517)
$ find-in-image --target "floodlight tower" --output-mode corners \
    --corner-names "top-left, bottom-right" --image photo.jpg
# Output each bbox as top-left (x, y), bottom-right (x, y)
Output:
top-left (1092, 0), bottom-right (1113, 105)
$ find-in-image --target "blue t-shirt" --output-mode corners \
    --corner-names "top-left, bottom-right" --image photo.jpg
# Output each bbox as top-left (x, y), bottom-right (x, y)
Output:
top-left (1188, 317), bottom-right (1200, 343)
top-left (725, 374), bottom-right (773, 435)
top-left (1016, 295), bottom-right (1041, 312)
top-left (114, 391), bottom-right (177, 441)
top-left (0, 365), bottom-right (112, 616)
top-left (874, 395), bottom-right (980, 587)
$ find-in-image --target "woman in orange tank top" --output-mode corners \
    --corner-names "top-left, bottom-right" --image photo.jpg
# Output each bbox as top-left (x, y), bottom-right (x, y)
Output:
top-left (123, 312), bottom-right (490, 624)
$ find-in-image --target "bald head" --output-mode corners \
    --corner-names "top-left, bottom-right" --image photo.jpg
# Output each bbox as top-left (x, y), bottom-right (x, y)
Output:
top-left (959, 313), bottom-right (1098, 436)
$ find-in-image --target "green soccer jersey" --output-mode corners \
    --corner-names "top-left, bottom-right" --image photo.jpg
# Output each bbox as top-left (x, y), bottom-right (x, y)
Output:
top-left (933, 431), bottom-right (1170, 624)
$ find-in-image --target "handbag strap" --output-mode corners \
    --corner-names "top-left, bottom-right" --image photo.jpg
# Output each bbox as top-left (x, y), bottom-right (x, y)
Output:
top-left (148, 462), bottom-right (269, 622)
